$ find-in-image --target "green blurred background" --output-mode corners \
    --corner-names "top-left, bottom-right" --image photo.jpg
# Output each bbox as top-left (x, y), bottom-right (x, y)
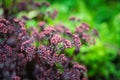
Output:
top-left (0, 0), bottom-right (120, 80)
top-left (45, 0), bottom-right (120, 79)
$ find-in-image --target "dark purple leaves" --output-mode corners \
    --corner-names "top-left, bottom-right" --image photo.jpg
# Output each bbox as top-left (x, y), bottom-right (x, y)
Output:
top-left (0, 17), bottom-right (90, 80)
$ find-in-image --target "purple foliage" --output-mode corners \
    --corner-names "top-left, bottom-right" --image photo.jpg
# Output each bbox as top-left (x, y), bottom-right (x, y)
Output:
top-left (0, 18), bottom-right (90, 80)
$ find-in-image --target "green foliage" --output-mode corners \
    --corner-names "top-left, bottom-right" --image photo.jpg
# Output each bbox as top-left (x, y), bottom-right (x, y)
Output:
top-left (45, 0), bottom-right (120, 80)
top-left (2, 0), bottom-right (13, 8)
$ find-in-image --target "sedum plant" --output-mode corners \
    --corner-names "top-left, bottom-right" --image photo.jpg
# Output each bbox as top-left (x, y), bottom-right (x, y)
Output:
top-left (0, 17), bottom-right (92, 80)
top-left (0, 0), bottom-right (95, 80)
